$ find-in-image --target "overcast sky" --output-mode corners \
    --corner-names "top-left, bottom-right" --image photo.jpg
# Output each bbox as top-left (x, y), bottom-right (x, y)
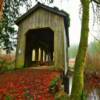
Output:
top-left (51, 0), bottom-right (99, 45)
top-left (20, 0), bottom-right (99, 45)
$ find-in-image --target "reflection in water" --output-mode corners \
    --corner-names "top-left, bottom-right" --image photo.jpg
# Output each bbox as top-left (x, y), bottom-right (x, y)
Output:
top-left (88, 89), bottom-right (99, 100)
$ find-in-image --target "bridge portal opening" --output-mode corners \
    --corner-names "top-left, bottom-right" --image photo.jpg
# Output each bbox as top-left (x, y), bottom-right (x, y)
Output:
top-left (25, 27), bottom-right (54, 67)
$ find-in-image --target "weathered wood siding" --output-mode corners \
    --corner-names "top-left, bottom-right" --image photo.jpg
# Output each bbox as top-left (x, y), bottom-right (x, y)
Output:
top-left (16, 8), bottom-right (67, 70)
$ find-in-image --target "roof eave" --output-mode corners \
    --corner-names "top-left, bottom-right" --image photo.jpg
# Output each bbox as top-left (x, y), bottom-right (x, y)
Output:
top-left (15, 3), bottom-right (69, 25)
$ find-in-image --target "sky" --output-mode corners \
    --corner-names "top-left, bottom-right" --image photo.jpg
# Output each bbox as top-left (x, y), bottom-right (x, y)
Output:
top-left (53, 0), bottom-right (82, 45)
top-left (20, 0), bottom-right (99, 45)
top-left (50, 0), bottom-right (98, 45)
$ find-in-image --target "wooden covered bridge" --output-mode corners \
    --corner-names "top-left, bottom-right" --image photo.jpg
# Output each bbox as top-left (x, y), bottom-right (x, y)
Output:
top-left (15, 2), bottom-right (70, 70)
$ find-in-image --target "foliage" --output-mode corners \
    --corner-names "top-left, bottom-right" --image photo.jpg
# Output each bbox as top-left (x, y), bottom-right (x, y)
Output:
top-left (55, 90), bottom-right (69, 100)
top-left (0, 62), bottom-right (15, 72)
top-left (88, 41), bottom-right (100, 55)
top-left (0, 0), bottom-right (100, 100)
top-left (85, 53), bottom-right (100, 73)
top-left (68, 45), bottom-right (78, 58)
top-left (81, 91), bottom-right (88, 100)
top-left (36, 0), bottom-right (53, 3)
top-left (49, 77), bottom-right (60, 94)
top-left (5, 95), bottom-right (11, 100)
top-left (0, 69), bottom-right (59, 99)
top-left (0, 0), bottom-right (32, 53)
top-left (0, 54), bottom-right (15, 72)
top-left (0, 0), bottom-right (54, 54)
top-left (84, 42), bottom-right (100, 97)
top-left (85, 52), bottom-right (100, 94)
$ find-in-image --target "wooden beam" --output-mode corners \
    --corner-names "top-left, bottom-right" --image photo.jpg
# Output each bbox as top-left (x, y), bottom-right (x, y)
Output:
top-left (35, 48), bottom-right (39, 61)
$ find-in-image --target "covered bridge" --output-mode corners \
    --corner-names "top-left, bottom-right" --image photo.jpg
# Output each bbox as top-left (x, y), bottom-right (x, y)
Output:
top-left (15, 2), bottom-right (70, 70)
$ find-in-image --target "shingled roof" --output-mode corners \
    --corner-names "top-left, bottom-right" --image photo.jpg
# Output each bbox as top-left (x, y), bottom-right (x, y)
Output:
top-left (15, 2), bottom-right (70, 46)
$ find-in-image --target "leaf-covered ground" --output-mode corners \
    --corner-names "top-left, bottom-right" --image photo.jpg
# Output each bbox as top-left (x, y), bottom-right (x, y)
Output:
top-left (0, 68), bottom-right (60, 100)
top-left (85, 72), bottom-right (100, 96)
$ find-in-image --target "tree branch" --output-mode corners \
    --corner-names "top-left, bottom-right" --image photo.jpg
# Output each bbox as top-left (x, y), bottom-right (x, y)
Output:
top-left (91, 33), bottom-right (100, 42)
top-left (93, 0), bottom-right (100, 4)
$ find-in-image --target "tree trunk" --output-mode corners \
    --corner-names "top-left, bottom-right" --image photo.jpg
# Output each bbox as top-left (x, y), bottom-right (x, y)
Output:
top-left (0, 0), bottom-right (3, 19)
top-left (71, 0), bottom-right (89, 100)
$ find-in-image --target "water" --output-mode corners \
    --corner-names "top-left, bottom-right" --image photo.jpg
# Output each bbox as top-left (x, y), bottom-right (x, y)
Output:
top-left (88, 89), bottom-right (100, 100)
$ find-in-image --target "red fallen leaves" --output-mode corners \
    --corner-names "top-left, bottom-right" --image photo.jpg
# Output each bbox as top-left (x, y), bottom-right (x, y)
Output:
top-left (0, 54), bottom-right (15, 63)
top-left (85, 72), bottom-right (100, 92)
top-left (0, 68), bottom-right (60, 100)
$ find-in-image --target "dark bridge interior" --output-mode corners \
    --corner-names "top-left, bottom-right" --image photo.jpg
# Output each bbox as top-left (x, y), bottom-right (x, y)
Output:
top-left (24, 28), bottom-right (54, 67)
